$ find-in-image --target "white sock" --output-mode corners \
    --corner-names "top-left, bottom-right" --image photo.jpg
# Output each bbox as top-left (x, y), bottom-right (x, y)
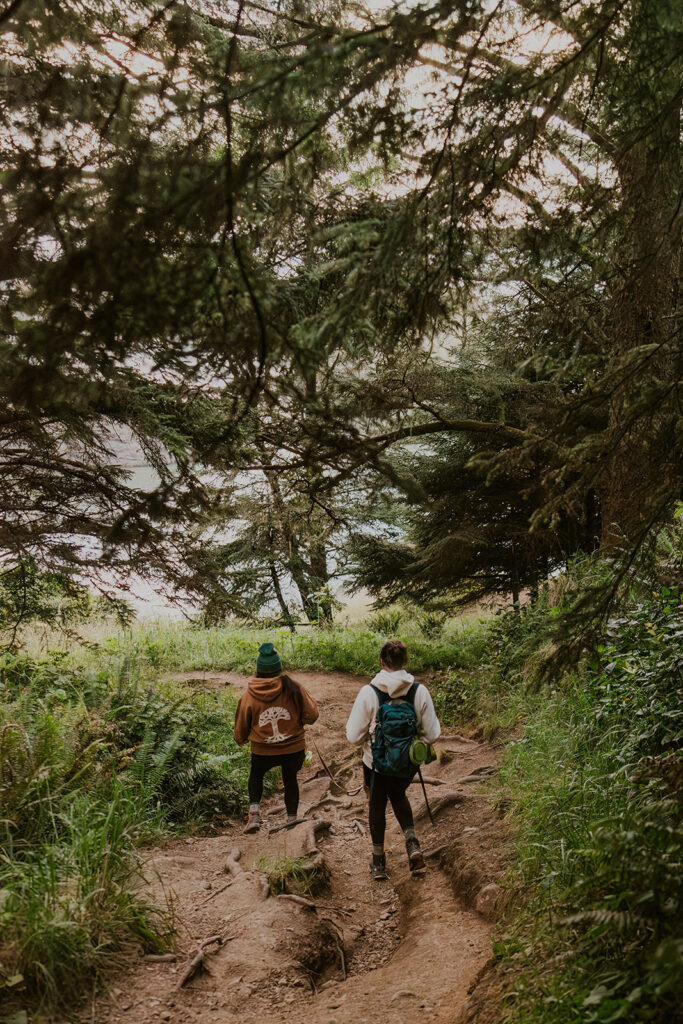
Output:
top-left (249, 803), bottom-right (260, 814)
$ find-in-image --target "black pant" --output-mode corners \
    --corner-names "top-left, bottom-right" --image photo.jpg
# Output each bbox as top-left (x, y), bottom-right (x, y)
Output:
top-left (249, 749), bottom-right (306, 816)
top-left (363, 763), bottom-right (415, 846)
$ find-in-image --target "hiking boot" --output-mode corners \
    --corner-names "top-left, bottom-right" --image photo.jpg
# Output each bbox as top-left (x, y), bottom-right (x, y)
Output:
top-left (370, 853), bottom-right (388, 881)
top-left (244, 810), bottom-right (260, 833)
top-left (406, 837), bottom-right (425, 872)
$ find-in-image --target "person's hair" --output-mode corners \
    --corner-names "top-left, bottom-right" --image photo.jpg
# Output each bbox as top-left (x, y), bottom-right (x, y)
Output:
top-left (280, 673), bottom-right (303, 716)
top-left (256, 670), bottom-right (303, 716)
top-left (380, 640), bottom-right (408, 670)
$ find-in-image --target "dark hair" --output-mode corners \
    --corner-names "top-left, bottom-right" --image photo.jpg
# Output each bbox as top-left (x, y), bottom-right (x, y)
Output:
top-left (380, 640), bottom-right (408, 670)
top-left (257, 670), bottom-right (303, 717)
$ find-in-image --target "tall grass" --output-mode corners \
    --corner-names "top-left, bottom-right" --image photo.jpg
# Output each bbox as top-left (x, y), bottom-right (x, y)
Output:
top-left (24, 613), bottom-right (491, 679)
top-left (486, 586), bottom-right (683, 1024)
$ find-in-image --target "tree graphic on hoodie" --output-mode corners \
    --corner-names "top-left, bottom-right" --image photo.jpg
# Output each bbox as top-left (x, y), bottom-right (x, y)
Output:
top-left (259, 706), bottom-right (291, 743)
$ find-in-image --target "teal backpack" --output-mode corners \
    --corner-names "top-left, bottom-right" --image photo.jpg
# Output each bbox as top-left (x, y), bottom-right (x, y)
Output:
top-left (370, 683), bottom-right (419, 777)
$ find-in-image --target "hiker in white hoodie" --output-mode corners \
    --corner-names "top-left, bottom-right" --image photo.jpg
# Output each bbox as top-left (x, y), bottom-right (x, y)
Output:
top-left (345, 640), bottom-right (441, 880)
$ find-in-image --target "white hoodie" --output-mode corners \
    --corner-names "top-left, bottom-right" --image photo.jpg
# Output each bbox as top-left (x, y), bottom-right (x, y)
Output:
top-left (345, 669), bottom-right (441, 769)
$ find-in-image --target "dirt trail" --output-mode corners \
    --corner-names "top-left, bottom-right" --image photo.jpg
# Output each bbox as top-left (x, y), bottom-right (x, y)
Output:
top-left (83, 672), bottom-right (507, 1024)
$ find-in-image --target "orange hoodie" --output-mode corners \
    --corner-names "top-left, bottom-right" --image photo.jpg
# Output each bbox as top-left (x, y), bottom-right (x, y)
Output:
top-left (233, 676), bottom-right (319, 755)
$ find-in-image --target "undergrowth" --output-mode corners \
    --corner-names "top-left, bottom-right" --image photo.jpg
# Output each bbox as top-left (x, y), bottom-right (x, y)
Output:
top-left (3, 570), bottom-right (681, 1022)
top-left (0, 655), bottom-right (252, 1009)
top-left (479, 584), bottom-right (683, 1024)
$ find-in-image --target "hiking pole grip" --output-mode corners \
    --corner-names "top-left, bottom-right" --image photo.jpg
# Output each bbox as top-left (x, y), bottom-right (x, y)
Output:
top-left (418, 766), bottom-right (435, 826)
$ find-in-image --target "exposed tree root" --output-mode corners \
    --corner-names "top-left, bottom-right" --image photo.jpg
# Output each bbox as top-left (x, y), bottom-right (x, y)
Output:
top-left (302, 818), bottom-right (332, 856)
top-left (268, 816), bottom-right (307, 835)
top-left (409, 775), bottom-right (447, 786)
top-left (414, 789), bottom-right (468, 822)
top-left (276, 893), bottom-right (353, 916)
top-left (458, 766), bottom-right (497, 784)
top-left (224, 846), bottom-right (243, 876)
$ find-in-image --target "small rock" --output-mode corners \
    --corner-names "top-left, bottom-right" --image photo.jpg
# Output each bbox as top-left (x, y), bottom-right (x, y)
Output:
top-left (379, 911), bottom-right (392, 920)
top-left (391, 990), bottom-right (418, 1002)
top-left (203, 881), bottom-right (212, 890)
top-left (475, 882), bottom-right (501, 919)
top-left (185, 838), bottom-right (194, 845)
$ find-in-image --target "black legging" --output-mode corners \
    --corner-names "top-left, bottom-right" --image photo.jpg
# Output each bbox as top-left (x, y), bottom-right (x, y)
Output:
top-left (248, 749), bottom-right (306, 816)
top-left (363, 763), bottom-right (415, 845)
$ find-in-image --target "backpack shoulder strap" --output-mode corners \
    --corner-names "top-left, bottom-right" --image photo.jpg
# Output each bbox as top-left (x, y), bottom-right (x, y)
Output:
top-left (370, 684), bottom-right (391, 706)
top-left (403, 682), bottom-right (419, 706)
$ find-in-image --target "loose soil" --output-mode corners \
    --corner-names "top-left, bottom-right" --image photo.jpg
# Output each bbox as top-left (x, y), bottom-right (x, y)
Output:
top-left (68, 671), bottom-right (510, 1024)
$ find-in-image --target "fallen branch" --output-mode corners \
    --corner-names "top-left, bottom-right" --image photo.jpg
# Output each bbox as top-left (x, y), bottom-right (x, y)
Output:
top-left (176, 935), bottom-right (224, 988)
top-left (144, 953), bottom-right (177, 963)
top-left (195, 880), bottom-right (233, 907)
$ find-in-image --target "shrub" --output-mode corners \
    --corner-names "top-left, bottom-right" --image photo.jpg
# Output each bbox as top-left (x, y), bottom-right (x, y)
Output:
top-left (0, 654), bottom-right (252, 1009)
top-left (498, 586), bottom-right (683, 1024)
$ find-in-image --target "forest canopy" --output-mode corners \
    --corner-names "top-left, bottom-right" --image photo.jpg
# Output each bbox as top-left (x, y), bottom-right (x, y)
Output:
top-left (1, 0), bottom-right (681, 623)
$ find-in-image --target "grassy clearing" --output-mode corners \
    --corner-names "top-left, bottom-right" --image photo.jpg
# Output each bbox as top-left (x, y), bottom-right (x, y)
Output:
top-left (25, 612), bottom-right (491, 679)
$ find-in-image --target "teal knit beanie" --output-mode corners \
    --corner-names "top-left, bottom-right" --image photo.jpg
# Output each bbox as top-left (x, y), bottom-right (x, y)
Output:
top-left (256, 642), bottom-right (282, 676)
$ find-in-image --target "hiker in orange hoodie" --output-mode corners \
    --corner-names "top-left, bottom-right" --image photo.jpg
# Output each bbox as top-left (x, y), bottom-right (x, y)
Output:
top-left (234, 642), bottom-right (319, 833)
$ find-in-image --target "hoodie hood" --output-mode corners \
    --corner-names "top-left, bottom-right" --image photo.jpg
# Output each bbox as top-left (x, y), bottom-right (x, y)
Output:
top-left (369, 668), bottom-right (415, 697)
top-left (247, 675), bottom-right (283, 701)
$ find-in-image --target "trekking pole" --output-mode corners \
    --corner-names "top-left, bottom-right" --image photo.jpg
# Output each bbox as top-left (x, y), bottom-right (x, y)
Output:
top-left (417, 765), bottom-right (435, 826)
top-left (312, 740), bottom-right (362, 796)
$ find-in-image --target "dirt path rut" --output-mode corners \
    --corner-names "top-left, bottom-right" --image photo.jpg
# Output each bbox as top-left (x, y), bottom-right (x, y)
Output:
top-left (89, 671), bottom-right (507, 1024)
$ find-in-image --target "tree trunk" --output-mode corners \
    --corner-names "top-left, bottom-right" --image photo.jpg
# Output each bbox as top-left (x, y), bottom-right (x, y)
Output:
top-left (600, 94), bottom-right (681, 550)
top-left (268, 559), bottom-right (296, 632)
top-left (511, 542), bottom-right (521, 610)
top-left (307, 538), bottom-right (334, 624)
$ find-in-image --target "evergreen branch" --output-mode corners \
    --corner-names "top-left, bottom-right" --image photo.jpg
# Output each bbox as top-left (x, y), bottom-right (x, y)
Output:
top-left (368, 419), bottom-right (531, 447)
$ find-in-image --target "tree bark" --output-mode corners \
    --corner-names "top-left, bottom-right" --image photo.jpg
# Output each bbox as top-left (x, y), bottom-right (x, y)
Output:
top-left (600, 88), bottom-right (681, 551)
top-left (268, 558), bottom-right (296, 632)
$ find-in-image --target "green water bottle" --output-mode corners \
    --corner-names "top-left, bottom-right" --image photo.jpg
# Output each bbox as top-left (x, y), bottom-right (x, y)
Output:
top-left (409, 738), bottom-right (437, 766)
